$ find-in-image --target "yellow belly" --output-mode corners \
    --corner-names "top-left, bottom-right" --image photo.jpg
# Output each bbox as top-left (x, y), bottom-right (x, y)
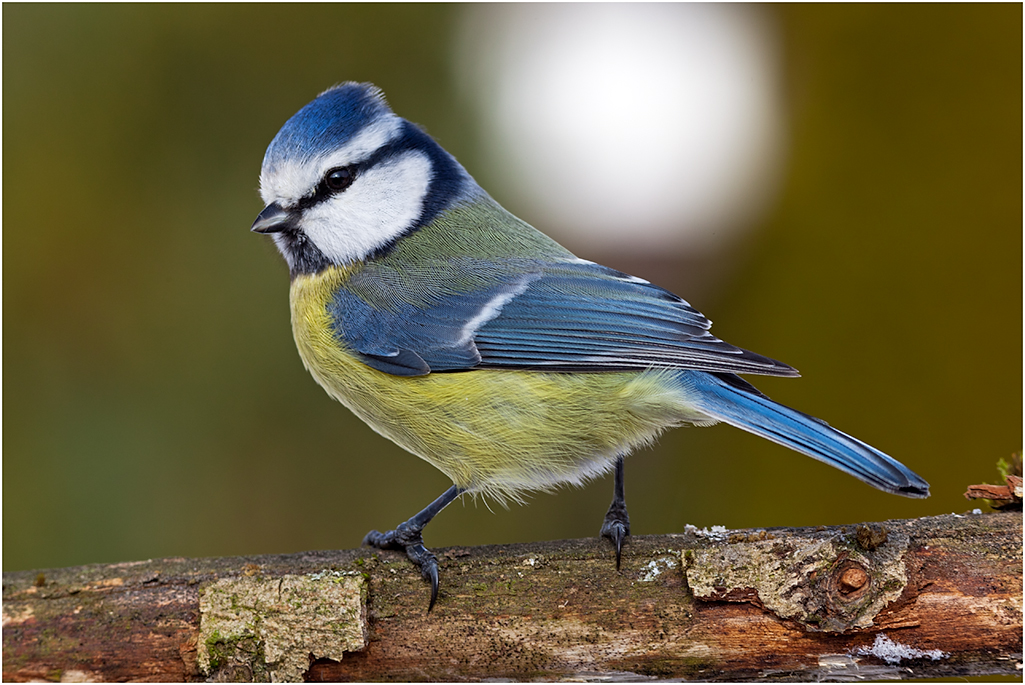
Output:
top-left (289, 267), bottom-right (709, 500)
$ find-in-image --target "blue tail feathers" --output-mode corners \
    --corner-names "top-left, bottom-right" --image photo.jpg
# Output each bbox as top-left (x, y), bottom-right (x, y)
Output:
top-left (684, 372), bottom-right (930, 498)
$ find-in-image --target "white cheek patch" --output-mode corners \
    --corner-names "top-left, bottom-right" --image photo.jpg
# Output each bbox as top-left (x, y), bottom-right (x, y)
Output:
top-left (259, 114), bottom-right (403, 207)
top-left (300, 151), bottom-right (433, 265)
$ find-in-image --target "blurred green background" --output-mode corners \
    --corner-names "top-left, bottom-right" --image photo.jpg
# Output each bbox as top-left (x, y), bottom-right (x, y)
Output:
top-left (4, 4), bottom-right (1020, 573)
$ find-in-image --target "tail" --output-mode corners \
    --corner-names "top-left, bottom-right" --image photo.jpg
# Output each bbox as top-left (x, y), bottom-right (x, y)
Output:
top-left (685, 372), bottom-right (930, 498)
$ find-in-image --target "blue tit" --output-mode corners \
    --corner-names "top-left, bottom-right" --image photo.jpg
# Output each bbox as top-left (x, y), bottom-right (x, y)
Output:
top-left (252, 82), bottom-right (929, 611)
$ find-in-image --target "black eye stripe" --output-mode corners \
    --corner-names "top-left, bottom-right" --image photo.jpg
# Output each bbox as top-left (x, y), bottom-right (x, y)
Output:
top-left (305, 133), bottom-right (414, 207)
top-left (295, 164), bottom-right (359, 211)
top-left (295, 125), bottom-right (446, 214)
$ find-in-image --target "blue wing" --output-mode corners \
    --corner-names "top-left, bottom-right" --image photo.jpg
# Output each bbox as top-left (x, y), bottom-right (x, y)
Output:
top-left (328, 258), bottom-right (797, 378)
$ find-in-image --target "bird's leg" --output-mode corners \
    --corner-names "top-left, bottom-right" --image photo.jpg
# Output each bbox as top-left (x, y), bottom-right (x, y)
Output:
top-left (363, 484), bottom-right (463, 613)
top-left (600, 455), bottom-right (630, 570)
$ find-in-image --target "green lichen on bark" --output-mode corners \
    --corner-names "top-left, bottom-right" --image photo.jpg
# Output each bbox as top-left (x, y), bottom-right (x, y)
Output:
top-left (197, 570), bottom-right (367, 682)
top-left (681, 529), bottom-right (910, 632)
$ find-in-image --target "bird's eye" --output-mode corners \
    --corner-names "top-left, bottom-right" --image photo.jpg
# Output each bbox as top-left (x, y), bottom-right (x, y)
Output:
top-left (324, 166), bottom-right (356, 192)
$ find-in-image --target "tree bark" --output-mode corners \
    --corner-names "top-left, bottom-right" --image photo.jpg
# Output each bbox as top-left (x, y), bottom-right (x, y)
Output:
top-left (3, 511), bottom-right (1021, 682)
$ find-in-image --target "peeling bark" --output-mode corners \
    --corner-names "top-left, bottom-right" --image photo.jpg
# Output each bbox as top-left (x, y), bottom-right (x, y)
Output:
top-left (3, 512), bottom-right (1021, 682)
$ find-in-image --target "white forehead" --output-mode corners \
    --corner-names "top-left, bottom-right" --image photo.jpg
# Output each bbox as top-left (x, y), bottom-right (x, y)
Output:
top-left (259, 113), bottom-right (403, 207)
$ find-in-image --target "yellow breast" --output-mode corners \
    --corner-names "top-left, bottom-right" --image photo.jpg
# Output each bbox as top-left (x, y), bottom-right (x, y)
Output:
top-left (289, 267), bottom-right (703, 501)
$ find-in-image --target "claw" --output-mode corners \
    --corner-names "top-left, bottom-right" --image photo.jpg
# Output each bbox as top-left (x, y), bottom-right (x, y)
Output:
top-left (422, 554), bottom-right (440, 613)
top-left (601, 456), bottom-right (630, 570)
top-left (363, 524), bottom-right (442, 611)
top-left (601, 515), bottom-right (630, 570)
top-left (361, 485), bottom-right (463, 614)
top-left (362, 529), bottom-right (387, 547)
top-left (405, 539), bottom-right (441, 613)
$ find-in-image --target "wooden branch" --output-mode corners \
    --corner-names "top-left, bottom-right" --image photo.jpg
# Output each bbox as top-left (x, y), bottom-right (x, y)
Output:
top-left (3, 512), bottom-right (1021, 682)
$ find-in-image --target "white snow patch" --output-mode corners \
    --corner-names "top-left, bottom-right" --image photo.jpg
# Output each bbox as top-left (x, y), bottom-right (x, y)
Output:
top-left (853, 633), bottom-right (948, 665)
top-left (307, 569), bottom-right (360, 581)
top-left (684, 523), bottom-right (730, 541)
top-left (639, 556), bottom-right (678, 582)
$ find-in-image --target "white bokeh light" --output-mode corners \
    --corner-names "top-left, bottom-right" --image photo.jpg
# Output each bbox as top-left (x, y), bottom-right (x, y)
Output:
top-left (455, 4), bottom-right (786, 255)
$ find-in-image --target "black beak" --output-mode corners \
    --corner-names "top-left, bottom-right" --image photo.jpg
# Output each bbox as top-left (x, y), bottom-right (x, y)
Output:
top-left (251, 203), bottom-right (294, 234)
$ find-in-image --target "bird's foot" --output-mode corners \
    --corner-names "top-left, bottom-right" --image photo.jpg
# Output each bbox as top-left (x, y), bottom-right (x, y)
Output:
top-left (600, 500), bottom-right (630, 571)
top-left (364, 523), bottom-right (440, 612)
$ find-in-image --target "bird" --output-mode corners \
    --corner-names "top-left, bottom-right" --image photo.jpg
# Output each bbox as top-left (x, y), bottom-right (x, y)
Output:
top-left (251, 82), bottom-right (929, 612)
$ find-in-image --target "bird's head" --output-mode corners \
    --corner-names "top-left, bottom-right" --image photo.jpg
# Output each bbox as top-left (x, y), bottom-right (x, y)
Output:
top-left (252, 82), bottom-right (470, 275)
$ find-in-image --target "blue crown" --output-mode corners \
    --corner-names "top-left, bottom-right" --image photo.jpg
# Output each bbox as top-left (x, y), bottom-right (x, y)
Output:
top-left (263, 82), bottom-right (391, 168)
